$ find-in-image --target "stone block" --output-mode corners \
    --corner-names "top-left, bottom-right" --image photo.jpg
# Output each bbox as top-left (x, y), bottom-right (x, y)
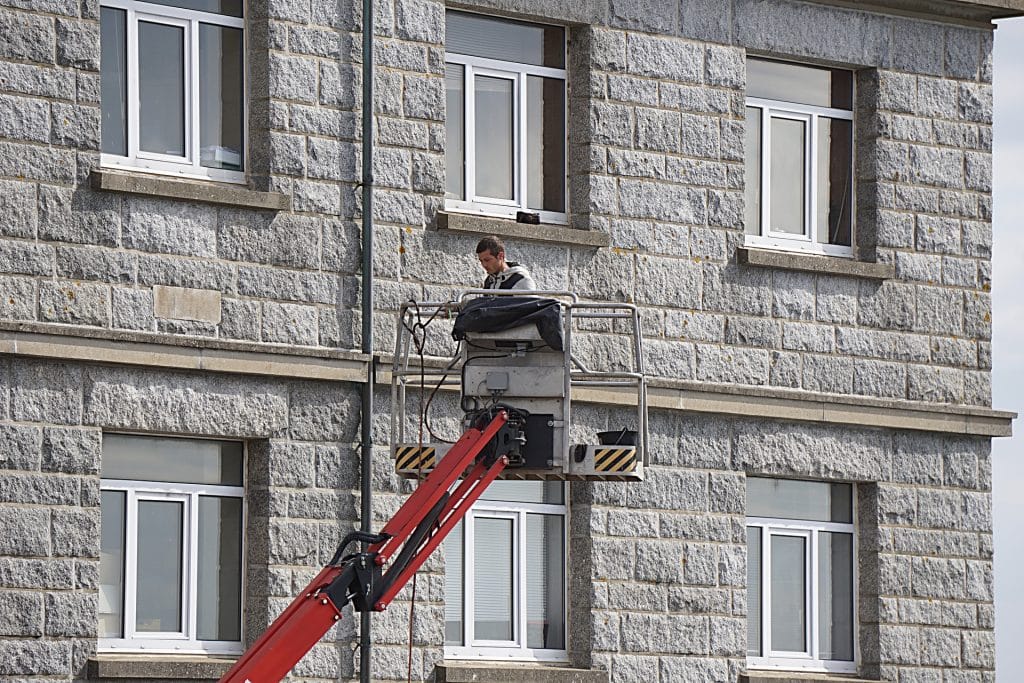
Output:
top-left (0, 179), bottom-right (37, 239)
top-left (911, 556), bottom-right (966, 600)
top-left (288, 382), bottom-right (360, 442)
top-left (0, 558), bottom-right (74, 590)
top-left (123, 197), bottom-right (217, 258)
top-left (610, 0), bottom-right (676, 33)
top-left (635, 540), bottom-right (684, 583)
top-left (853, 359), bottom-right (907, 399)
top-left (735, 0), bottom-right (891, 65)
top-left (152, 285), bottom-right (222, 324)
top-left (643, 338), bottom-right (695, 380)
top-left (42, 427), bottom-right (100, 475)
top-left (39, 280), bottom-right (109, 326)
top-left (907, 364), bottom-right (963, 403)
top-left (84, 366), bottom-right (289, 438)
top-left (55, 245), bottom-right (134, 284)
top-left (660, 655), bottom-right (729, 682)
top-left (269, 54), bottom-right (317, 103)
top-left (679, 113), bottom-right (721, 160)
top-left (608, 75), bottom-right (659, 106)
top-left (626, 33), bottom-right (702, 83)
top-left (51, 508), bottom-right (98, 557)
top-left (0, 140), bottom-right (74, 183)
top-left (835, 327), bottom-right (930, 362)
top-left (635, 108), bottom-right (679, 153)
top-left (0, 238), bottom-right (52, 277)
top-left (0, 424), bottom-right (42, 471)
top-left (0, 639), bottom-right (70, 676)
top-left (0, 9), bottom-right (55, 63)
top-left (736, 421), bottom-right (889, 481)
top-left (589, 102), bottom-right (634, 147)
top-left (634, 255), bottom-right (700, 308)
top-left (695, 345), bottom-right (768, 385)
top-left (959, 83), bottom-right (992, 124)
top-left (0, 92), bottom-right (50, 144)
top-left (45, 592), bottom-right (96, 637)
top-left (625, 467), bottom-right (706, 511)
top-left (591, 537), bottom-right (634, 580)
top-left (111, 287), bottom-right (154, 331)
top-left (0, 590), bottom-right (43, 636)
top-left (816, 275), bottom-right (858, 324)
top-left (403, 74), bottom-right (444, 121)
top-left (858, 280), bottom-right (915, 331)
top-left (769, 350), bottom-right (801, 388)
top-left (962, 630), bottom-right (994, 668)
top-left (780, 321), bottom-right (833, 352)
top-left (666, 310), bottom-right (724, 343)
top-left (915, 286), bottom-right (963, 336)
top-left (703, 264), bottom-right (772, 316)
top-left (689, 226), bottom-right (727, 261)
top-left (878, 624), bottom-right (920, 665)
top-left (11, 360), bottom-right (83, 425)
top-left (238, 265), bottom-right (339, 305)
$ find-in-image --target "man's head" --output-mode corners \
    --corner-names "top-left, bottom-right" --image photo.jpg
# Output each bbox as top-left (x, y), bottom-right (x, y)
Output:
top-left (476, 235), bottom-right (508, 276)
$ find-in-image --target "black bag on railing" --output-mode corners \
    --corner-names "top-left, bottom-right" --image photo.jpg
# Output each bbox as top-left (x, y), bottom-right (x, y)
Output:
top-left (452, 297), bottom-right (564, 351)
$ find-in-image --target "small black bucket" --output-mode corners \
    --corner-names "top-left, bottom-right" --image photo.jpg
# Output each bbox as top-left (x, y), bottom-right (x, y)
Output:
top-left (597, 429), bottom-right (638, 446)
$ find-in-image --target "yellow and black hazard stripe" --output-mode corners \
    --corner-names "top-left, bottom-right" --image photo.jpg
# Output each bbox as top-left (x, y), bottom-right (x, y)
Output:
top-left (395, 445), bottom-right (436, 472)
top-left (593, 446), bottom-right (637, 473)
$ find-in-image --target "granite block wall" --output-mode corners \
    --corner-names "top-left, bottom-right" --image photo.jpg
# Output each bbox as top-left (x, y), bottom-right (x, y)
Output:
top-left (0, 0), bottom-right (1006, 680)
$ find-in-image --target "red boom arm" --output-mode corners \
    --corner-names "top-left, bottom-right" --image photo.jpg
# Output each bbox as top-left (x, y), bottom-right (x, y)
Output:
top-left (219, 411), bottom-right (512, 683)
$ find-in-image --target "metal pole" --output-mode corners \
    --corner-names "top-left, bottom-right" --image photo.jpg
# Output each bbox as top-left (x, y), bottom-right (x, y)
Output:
top-left (359, 0), bottom-right (374, 679)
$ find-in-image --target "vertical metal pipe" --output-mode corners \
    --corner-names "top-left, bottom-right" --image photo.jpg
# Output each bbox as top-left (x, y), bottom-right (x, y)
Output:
top-left (359, 0), bottom-right (374, 680)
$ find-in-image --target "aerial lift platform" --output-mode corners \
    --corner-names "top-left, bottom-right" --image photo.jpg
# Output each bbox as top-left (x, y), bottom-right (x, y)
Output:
top-left (219, 291), bottom-right (647, 683)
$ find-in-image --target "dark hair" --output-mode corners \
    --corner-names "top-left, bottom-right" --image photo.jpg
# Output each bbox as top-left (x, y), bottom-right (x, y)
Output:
top-left (476, 235), bottom-right (505, 257)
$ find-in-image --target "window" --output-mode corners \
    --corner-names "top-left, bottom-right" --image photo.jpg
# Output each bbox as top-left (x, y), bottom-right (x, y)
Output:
top-left (745, 58), bottom-right (854, 256)
top-left (99, 434), bottom-right (245, 654)
top-left (443, 480), bottom-right (567, 661)
top-left (100, 0), bottom-right (245, 182)
top-left (746, 477), bottom-right (856, 674)
top-left (445, 11), bottom-right (567, 223)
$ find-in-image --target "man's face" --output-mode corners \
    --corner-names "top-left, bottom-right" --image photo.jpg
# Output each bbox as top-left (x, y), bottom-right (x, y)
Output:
top-left (477, 249), bottom-right (506, 275)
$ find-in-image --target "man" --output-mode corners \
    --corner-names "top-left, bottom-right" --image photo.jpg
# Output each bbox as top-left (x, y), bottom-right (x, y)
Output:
top-left (476, 236), bottom-right (536, 290)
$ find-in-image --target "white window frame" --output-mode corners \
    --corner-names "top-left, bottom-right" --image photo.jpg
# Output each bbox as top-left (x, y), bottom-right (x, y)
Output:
top-left (445, 43), bottom-right (568, 225)
top-left (745, 87), bottom-right (855, 258)
top-left (444, 488), bottom-right (568, 662)
top-left (99, 0), bottom-right (247, 183)
top-left (746, 509), bottom-right (858, 675)
top-left (99, 476), bottom-right (245, 655)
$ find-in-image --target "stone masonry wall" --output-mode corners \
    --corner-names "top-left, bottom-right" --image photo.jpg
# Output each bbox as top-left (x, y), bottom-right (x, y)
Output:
top-left (573, 409), bottom-right (994, 682)
top-left (0, 356), bottom-right (371, 681)
top-left (0, 0), bottom-right (997, 407)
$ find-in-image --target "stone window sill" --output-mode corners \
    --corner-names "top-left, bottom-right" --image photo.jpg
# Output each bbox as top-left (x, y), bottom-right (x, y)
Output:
top-left (91, 169), bottom-right (291, 212)
top-left (434, 662), bottom-right (608, 683)
top-left (87, 655), bottom-right (235, 680)
top-left (741, 672), bottom-right (876, 683)
top-left (737, 246), bottom-right (894, 280)
top-left (436, 211), bottom-right (610, 248)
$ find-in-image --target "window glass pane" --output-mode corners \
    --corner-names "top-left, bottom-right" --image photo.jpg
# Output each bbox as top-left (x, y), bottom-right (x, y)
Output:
top-left (473, 517), bottom-right (514, 641)
top-left (480, 480), bottom-right (563, 505)
top-left (138, 0), bottom-right (242, 17)
top-left (199, 24), bottom-right (244, 171)
top-left (197, 496), bottom-right (242, 641)
top-left (770, 534), bottom-right (806, 653)
top-left (817, 117), bottom-right (853, 247)
top-left (99, 490), bottom-right (126, 638)
top-left (819, 532), bottom-right (855, 661)
top-left (136, 500), bottom-right (184, 632)
top-left (447, 11), bottom-right (564, 68)
top-left (445, 63), bottom-right (464, 200)
top-left (526, 76), bottom-right (565, 213)
top-left (443, 520), bottom-right (464, 645)
top-left (100, 8), bottom-right (127, 156)
top-left (746, 526), bottom-right (762, 656)
top-left (744, 106), bottom-right (762, 236)
top-left (139, 21), bottom-right (186, 157)
top-left (769, 116), bottom-right (806, 235)
top-left (748, 59), bottom-right (853, 110)
top-left (103, 434), bottom-right (243, 486)
top-left (526, 514), bottom-right (564, 649)
top-left (474, 75), bottom-right (514, 200)
top-left (748, 478), bottom-right (853, 523)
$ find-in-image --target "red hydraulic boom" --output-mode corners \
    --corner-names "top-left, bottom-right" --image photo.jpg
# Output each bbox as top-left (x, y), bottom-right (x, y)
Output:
top-left (219, 409), bottom-right (520, 683)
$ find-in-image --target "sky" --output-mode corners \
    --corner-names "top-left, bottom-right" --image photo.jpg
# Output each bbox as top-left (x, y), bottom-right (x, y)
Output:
top-left (991, 17), bottom-right (1024, 681)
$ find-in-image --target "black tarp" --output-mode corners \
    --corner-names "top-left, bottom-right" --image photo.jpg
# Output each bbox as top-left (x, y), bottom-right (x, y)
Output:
top-left (452, 297), bottom-right (564, 351)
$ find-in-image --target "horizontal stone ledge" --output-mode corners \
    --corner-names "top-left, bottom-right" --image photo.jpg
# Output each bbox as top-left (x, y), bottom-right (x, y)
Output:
top-left (91, 169), bottom-right (291, 211)
top-left (88, 655), bottom-right (234, 680)
top-left (436, 211), bottom-right (610, 248)
top-left (434, 662), bottom-right (608, 683)
top-left (737, 246), bottom-right (895, 280)
top-left (740, 672), bottom-right (874, 683)
top-left (0, 322), bottom-right (368, 383)
top-left (0, 324), bottom-right (1012, 437)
